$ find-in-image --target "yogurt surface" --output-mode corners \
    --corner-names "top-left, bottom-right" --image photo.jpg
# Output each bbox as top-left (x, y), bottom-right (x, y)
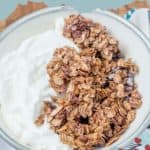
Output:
top-left (0, 19), bottom-right (78, 150)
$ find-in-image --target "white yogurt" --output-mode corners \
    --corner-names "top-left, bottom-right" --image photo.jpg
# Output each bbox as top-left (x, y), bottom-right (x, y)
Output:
top-left (0, 19), bottom-right (78, 150)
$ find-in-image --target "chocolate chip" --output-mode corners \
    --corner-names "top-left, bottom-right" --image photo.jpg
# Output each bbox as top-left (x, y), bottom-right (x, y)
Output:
top-left (79, 116), bottom-right (89, 124)
top-left (101, 81), bottom-right (109, 88)
top-left (110, 123), bottom-right (115, 130)
top-left (112, 52), bottom-right (123, 61)
top-left (125, 84), bottom-right (133, 92)
top-left (124, 96), bottom-right (129, 101)
top-left (95, 51), bottom-right (102, 59)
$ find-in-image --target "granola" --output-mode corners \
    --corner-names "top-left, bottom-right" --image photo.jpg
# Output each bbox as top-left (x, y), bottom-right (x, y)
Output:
top-left (35, 15), bottom-right (142, 150)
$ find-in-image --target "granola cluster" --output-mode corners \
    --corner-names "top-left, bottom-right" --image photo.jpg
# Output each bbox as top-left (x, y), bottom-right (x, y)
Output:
top-left (35, 15), bottom-right (142, 150)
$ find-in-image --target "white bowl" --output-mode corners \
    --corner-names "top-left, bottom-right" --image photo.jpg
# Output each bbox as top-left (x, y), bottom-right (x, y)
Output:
top-left (0, 6), bottom-right (150, 150)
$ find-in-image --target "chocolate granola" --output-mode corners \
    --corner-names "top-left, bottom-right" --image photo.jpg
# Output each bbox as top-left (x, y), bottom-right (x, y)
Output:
top-left (35, 15), bottom-right (142, 150)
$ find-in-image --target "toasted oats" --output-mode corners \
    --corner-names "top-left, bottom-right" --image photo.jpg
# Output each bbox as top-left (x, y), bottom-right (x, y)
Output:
top-left (60, 133), bottom-right (75, 146)
top-left (117, 84), bottom-right (125, 98)
top-left (126, 110), bottom-right (136, 123)
top-left (34, 114), bottom-right (45, 126)
top-left (35, 14), bottom-right (142, 150)
top-left (35, 101), bottom-right (55, 126)
top-left (123, 100), bottom-right (132, 111)
top-left (114, 73), bottom-right (122, 83)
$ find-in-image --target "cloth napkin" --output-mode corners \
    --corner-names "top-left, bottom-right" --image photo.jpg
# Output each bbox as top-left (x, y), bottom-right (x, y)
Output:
top-left (123, 8), bottom-right (150, 150)
top-left (124, 8), bottom-right (150, 38)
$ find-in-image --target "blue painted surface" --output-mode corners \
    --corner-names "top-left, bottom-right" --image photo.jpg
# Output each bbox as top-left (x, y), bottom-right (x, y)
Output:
top-left (0, 0), bottom-right (135, 19)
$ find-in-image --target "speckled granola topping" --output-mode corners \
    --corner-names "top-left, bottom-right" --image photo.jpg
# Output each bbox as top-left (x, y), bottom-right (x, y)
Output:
top-left (35, 15), bottom-right (142, 150)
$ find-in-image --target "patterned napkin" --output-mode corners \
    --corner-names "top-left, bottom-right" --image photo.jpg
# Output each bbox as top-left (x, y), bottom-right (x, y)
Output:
top-left (124, 8), bottom-right (150, 38)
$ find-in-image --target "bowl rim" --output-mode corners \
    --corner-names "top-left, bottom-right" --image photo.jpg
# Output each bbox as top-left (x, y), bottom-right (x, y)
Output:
top-left (0, 5), bottom-right (150, 150)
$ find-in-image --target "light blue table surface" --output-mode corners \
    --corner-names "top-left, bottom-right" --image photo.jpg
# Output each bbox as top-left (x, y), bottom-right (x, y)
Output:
top-left (0, 1), bottom-right (150, 150)
top-left (1, 0), bottom-right (149, 20)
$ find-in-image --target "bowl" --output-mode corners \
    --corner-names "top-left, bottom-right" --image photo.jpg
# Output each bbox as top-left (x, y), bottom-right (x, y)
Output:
top-left (0, 5), bottom-right (150, 150)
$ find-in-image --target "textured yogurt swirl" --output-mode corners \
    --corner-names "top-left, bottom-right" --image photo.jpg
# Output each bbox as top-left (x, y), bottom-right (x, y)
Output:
top-left (0, 18), bottom-right (79, 150)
